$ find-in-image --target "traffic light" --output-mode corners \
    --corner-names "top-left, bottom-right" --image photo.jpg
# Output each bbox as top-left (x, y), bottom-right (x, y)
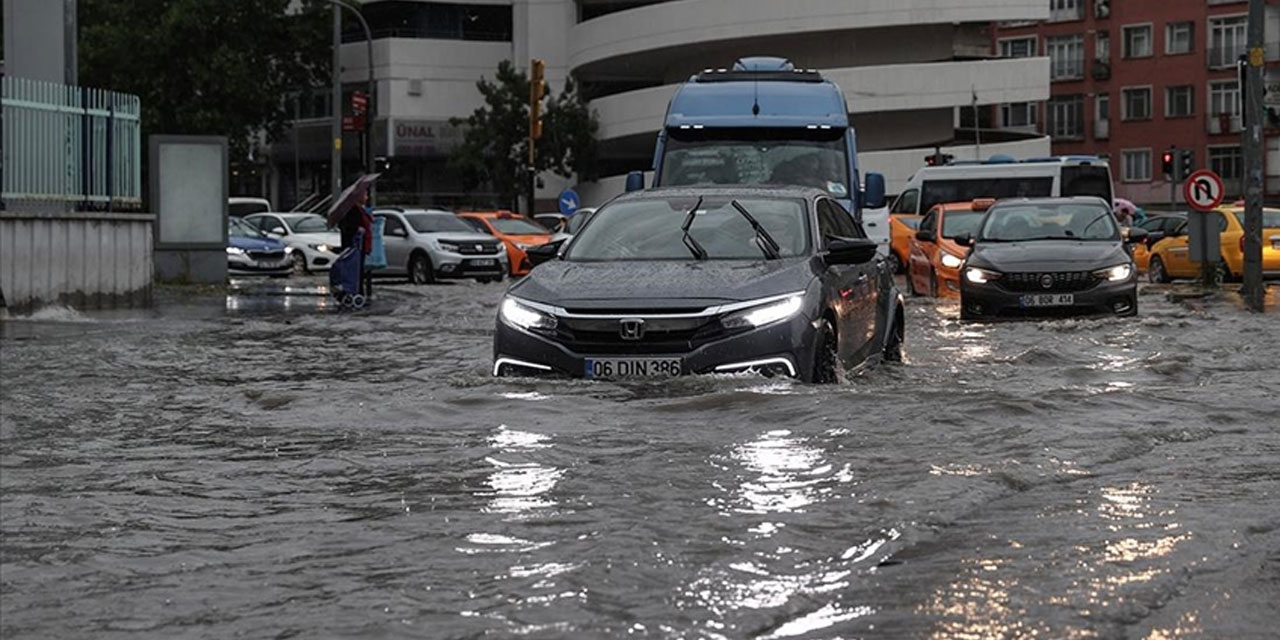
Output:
top-left (1161, 148), bottom-right (1175, 179)
top-left (924, 152), bottom-right (954, 166)
top-left (529, 58), bottom-right (546, 143)
top-left (1178, 148), bottom-right (1194, 181)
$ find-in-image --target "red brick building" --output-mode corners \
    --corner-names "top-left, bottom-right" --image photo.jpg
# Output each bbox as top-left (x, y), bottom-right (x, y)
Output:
top-left (994, 0), bottom-right (1280, 205)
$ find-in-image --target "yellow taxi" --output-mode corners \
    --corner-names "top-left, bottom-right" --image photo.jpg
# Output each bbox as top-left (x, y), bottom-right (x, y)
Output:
top-left (905, 199), bottom-right (992, 298)
top-left (1130, 213), bottom-right (1186, 272)
top-left (1147, 205), bottom-right (1280, 282)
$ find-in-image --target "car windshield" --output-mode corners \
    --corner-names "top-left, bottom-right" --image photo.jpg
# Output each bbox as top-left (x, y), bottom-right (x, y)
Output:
top-left (660, 128), bottom-right (850, 198)
top-left (941, 211), bottom-right (984, 238)
top-left (980, 203), bottom-right (1119, 241)
top-left (229, 218), bottom-right (267, 238)
top-left (488, 217), bottom-right (547, 235)
top-left (566, 196), bottom-right (810, 261)
top-left (565, 211), bottom-right (593, 234)
top-left (406, 213), bottom-right (475, 233)
top-left (284, 215), bottom-right (329, 233)
top-left (1230, 209), bottom-right (1280, 228)
top-left (921, 177), bottom-right (1053, 212)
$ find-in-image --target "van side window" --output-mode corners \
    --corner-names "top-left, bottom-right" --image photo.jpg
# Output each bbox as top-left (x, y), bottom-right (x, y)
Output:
top-left (892, 189), bottom-right (919, 214)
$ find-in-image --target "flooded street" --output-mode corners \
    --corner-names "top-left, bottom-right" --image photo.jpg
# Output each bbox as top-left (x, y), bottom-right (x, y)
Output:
top-left (2, 280), bottom-right (1278, 639)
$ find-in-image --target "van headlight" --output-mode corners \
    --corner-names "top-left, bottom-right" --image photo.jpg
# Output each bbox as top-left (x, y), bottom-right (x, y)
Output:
top-left (500, 297), bottom-right (557, 331)
top-left (721, 294), bottom-right (804, 329)
top-left (1092, 263), bottom-right (1133, 282)
top-left (940, 252), bottom-right (964, 268)
top-left (965, 267), bottom-right (1002, 284)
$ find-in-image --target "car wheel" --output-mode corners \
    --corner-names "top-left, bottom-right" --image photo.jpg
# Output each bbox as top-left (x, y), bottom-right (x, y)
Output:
top-left (1148, 256), bottom-right (1170, 283)
top-left (883, 309), bottom-right (904, 362)
top-left (811, 318), bottom-right (838, 384)
top-left (409, 252), bottom-right (434, 285)
top-left (291, 251), bottom-right (308, 275)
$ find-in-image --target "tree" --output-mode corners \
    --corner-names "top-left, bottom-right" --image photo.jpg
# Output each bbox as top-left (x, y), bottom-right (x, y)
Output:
top-left (449, 61), bottom-right (599, 210)
top-left (78, 0), bottom-right (334, 161)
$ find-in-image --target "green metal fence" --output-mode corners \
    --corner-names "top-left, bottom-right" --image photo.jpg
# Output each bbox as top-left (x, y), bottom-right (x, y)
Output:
top-left (1, 76), bottom-right (142, 209)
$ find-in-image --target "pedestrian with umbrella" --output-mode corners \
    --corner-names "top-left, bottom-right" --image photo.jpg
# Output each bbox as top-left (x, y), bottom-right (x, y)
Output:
top-left (326, 174), bottom-right (381, 307)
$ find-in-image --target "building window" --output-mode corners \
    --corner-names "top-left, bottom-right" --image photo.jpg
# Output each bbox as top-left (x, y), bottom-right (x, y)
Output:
top-left (1209, 80), bottom-right (1240, 117)
top-left (1048, 95), bottom-right (1084, 139)
top-left (354, 2), bottom-right (515, 42)
top-left (1209, 15), bottom-right (1248, 68)
top-left (1096, 94), bottom-right (1110, 121)
top-left (1096, 30), bottom-right (1110, 61)
top-left (1209, 146), bottom-right (1243, 180)
top-left (1001, 102), bottom-right (1037, 128)
top-left (1166, 86), bottom-right (1194, 117)
top-left (1000, 37), bottom-right (1037, 58)
top-left (1122, 149), bottom-right (1152, 183)
top-left (1122, 24), bottom-right (1153, 58)
top-left (1047, 35), bottom-right (1085, 80)
top-left (1122, 87), bottom-right (1152, 120)
top-left (1050, 0), bottom-right (1083, 22)
top-left (1166, 22), bottom-right (1194, 55)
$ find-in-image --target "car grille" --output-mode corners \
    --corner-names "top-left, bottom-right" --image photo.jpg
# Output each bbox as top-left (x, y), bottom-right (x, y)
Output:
top-left (249, 251), bottom-right (286, 262)
top-left (455, 242), bottom-right (501, 255)
top-left (1001, 271), bottom-right (1098, 293)
top-left (553, 316), bottom-right (729, 355)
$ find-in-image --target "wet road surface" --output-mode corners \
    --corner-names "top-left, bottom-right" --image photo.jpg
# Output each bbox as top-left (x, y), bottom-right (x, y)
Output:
top-left (2, 279), bottom-right (1278, 638)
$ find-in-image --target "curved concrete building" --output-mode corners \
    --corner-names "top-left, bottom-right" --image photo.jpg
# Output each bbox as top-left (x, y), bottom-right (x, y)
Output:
top-left (277, 0), bottom-right (1052, 209)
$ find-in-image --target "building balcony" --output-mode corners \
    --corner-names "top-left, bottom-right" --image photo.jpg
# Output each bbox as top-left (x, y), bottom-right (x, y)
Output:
top-left (1091, 59), bottom-right (1110, 81)
top-left (1094, 119), bottom-right (1109, 140)
top-left (1207, 114), bottom-right (1243, 135)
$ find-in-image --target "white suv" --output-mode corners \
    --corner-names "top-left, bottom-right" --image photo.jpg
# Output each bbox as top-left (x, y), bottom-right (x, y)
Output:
top-left (373, 209), bottom-right (509, 284)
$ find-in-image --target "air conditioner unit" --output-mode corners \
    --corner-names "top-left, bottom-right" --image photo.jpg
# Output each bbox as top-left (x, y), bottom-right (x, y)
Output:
top-left (1095, 0), bottom-right (1110, 19)
top-left (408, 79), bottom-right (423, 96)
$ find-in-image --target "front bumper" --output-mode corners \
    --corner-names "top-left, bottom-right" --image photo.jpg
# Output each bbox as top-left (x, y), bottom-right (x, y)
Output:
top-left (228, 253), bottom-right (292, 276)
top-left (433, 249), bottom-right (509, 279)
top-left (960, 276), bottom-right (1138, 319)
top-left (301, 247), bottom-right (338, 270)
top-left (493, 311), bottom-right (817, 379)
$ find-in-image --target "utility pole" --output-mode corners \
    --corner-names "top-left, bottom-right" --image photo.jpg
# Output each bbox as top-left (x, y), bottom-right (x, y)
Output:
top-left (329, 5), bottom-right (342, 206)
top-left (527, 58), bottom-right (546, 217)
top-left (1241, 0), bottom-right (1266, 311)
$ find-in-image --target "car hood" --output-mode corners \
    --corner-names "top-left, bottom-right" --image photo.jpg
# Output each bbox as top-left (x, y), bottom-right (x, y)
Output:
top-left (969, 240), bottom-right (1129, 272)
top-left (510, 258), bottom-right (815, 310)
top-left (229, 236), bottom-right (286, 251)
top-left (289, 231), bottom-right (341, 246)
top-left (503, 234), bottom-right (553, 246)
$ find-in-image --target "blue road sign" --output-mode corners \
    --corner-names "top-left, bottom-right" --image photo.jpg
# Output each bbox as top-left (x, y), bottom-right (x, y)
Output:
top-left (558, 189), bottom-right (580, 215)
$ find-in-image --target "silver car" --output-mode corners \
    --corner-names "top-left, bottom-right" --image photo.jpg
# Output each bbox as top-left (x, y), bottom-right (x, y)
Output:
top-left (373, 208), bottom-right (509, 284)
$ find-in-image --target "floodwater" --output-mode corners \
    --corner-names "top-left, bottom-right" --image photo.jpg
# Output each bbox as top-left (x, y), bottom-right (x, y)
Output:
top-left (1, 279), bottom-right (1278, 639)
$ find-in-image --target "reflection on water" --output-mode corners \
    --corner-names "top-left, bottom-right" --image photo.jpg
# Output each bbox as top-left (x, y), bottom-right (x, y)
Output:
top-left (717, 430), bottom-right (853, 516)
top-left (479, 426), bottom-right (562, 515)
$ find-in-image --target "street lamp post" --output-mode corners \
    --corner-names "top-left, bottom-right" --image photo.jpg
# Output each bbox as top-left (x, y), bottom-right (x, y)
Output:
top-left (327, 0), bottom-right (377, 203)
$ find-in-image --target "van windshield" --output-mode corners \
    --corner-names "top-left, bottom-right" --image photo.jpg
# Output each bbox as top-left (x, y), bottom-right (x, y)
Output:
top-left (660, 128), bottom-right (850, 198)
top-left (1061, 165), bottom-right (1113, 202)
top-left (920, 177), bottom-right (1053, 212)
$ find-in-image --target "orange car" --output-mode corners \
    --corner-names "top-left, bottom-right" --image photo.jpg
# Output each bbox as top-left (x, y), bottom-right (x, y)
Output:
top-left (906, 199), bottom-right (992, 297)
top-left (888, 213), bottom-right (922, 274)
top-left (457, 211), bottom-right (553, 276)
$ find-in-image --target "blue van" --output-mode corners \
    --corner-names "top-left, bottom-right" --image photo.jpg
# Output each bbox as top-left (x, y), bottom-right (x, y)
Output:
top-left (627, 57), bottom-right (886, 222)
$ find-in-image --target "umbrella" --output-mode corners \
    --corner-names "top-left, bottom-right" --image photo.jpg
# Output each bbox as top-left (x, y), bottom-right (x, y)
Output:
top-left (325, 173), bottom-right (382, 227)
top-left (1112, 197), bottom-right (1137, 216)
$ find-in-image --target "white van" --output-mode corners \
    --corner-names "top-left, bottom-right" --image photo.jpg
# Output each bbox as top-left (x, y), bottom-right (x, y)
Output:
top-left (229, 197), bottom-right (272, 217)
top-left (888, 156), bottom-right (1114, 215)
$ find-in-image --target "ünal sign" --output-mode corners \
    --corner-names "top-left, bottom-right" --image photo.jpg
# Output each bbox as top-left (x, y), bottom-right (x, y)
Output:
top-left (392, 119), bottom-right (464, 157)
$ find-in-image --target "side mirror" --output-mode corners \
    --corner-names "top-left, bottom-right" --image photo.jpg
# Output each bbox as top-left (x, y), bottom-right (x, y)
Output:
top-left (863, 172), bottom-right (886, 210)
top-left (915, 229), bottom-right (936, 243)
top-left (1125, 227), bottom-right (1149, 244)
top-left (525, 240), bottom-right (563, 267)
top-left (625, 171), bottom-right (645, 193)
top-left (1144, 230), bottom-right (1165, 246)
top-left (953, 233), bottom-right (974, 247)
top-left (825, 237), bottom-right (878, 265)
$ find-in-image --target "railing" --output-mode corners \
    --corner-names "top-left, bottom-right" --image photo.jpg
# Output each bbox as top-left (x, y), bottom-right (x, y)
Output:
top-left (2, 76), bottom-right (142, 210)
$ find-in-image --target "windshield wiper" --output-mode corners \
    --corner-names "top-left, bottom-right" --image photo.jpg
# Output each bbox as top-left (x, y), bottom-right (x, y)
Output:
top-left (730, 200), bottom-right (781, 259)
top-left (681, 196), bottom-right (708, 260)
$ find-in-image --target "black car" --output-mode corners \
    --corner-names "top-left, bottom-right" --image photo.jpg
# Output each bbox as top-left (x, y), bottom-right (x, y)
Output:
top-left (956, 197), bottom-right (1147, 321)
top-left (492, 187), bottom-right (906, 382)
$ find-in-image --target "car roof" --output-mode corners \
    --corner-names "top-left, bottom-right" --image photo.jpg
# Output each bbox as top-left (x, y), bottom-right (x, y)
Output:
top-left (611, 185), bottom-right (826, 203)
top-left (988, 196), bottom-right (1111, 208)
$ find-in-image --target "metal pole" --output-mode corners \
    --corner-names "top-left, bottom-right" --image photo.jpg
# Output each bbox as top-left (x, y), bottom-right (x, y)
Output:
top-left (330, 4), bottom-right (342, 206)
top-left (972, 86), bottom-right (981, 160)
top-left (329, 0), bottom-right (375, 203)
top-left (1241, 0), bottom-right (1266, 311)
top-left (293, 94), bottom-right (300, 209)
top-left (1, 70), bottom-right (6, 212)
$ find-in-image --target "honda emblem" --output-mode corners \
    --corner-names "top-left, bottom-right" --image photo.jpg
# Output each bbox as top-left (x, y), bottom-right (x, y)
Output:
top-left (619, 318), bottom-right (645, 340)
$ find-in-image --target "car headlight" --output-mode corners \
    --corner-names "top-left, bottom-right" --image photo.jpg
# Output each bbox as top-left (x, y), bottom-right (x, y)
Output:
top-left (308, 243), bottom-right (333, 253)
top-left (940, 252), bottom-right (964, 269)
top-left (965, 266), bottom-right (1002, 284)
top-left (514, 242), bottom-right (534, 251)
top-left (226, 247), bottom-right (246, 255)
top-left (721, 294), bottom-right (805, 330)
top-left (500, 298), bottom-right (557, 331)
top-left (1092, 263), bottom-right (1133, 282)
top-left (438, 241), bottom-right (460, 253)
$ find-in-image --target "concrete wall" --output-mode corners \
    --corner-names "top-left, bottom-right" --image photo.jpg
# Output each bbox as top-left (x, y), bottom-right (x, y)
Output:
top-left (0, 212), bottom-right (154, 313)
